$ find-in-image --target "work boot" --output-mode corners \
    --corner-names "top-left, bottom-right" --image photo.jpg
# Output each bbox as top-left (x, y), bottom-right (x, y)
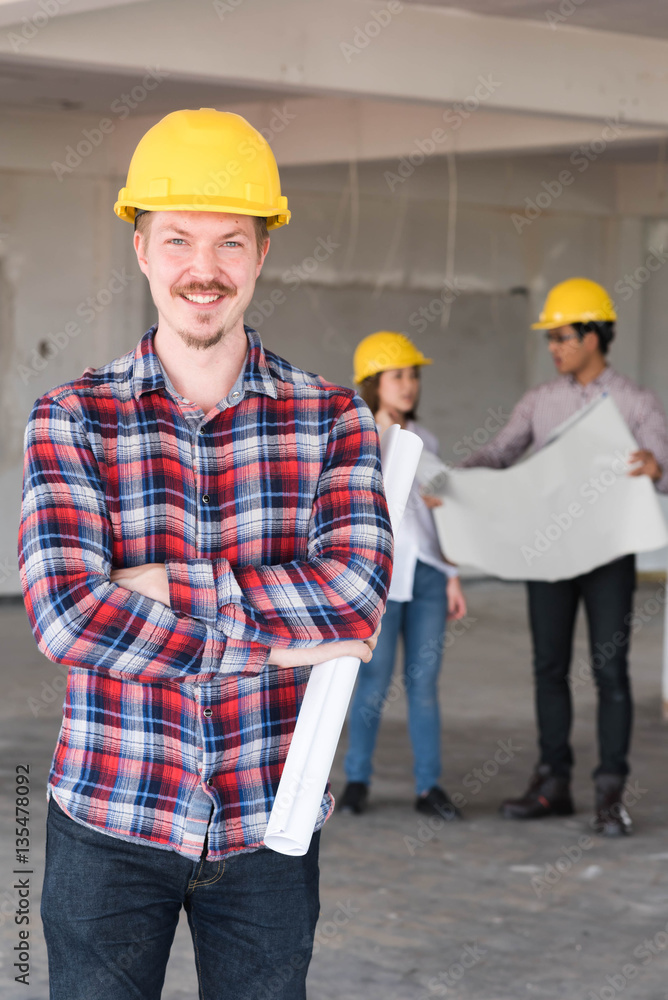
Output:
top-left (500, 764), bottom-right (574, 819)
top-left (593, 774), bottom-right (632, 837)
top-left (338, 781), bottom-right (368, 815)
top-left (415, 786), bottom-right (462, 820)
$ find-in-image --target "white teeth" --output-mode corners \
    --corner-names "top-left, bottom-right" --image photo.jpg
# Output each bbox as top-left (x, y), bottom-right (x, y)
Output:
top-left (183, 293), bottom-right (221, 303)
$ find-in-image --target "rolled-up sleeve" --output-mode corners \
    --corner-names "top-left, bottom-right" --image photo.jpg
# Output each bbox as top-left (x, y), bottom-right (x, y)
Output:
top-left (19, 397), bottom-right (268, 681)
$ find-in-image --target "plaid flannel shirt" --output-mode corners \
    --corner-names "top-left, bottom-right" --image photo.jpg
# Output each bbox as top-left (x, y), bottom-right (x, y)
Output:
top-left (19, 328), bottom-right (392, 860)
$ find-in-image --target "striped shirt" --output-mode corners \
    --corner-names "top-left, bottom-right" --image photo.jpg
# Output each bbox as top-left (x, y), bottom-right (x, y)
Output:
top-left (19, 328), bottom-right (392, 860)
top-left (462, 366), bottom-right (668, 494)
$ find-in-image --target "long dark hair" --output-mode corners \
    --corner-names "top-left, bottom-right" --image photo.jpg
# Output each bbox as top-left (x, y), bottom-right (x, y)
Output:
top-left (357, 369), bottom-right (419, 420)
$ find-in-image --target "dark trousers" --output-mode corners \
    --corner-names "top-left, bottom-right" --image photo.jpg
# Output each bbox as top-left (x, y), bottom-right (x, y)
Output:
top-left (42, 798), bottom-right (320, 1000)
top-left (526, 554), bottom-right (636, 779)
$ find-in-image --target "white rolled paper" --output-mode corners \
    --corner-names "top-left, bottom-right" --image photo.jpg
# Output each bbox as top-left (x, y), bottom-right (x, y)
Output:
top-left (263, 424), bottom-right (423, 855)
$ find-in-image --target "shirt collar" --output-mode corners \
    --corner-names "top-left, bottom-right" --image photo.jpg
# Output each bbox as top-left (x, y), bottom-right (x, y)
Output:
top-left (132, 325), bottom-right (278, 401)
top-left (567, 364), bottom-right (614, 390)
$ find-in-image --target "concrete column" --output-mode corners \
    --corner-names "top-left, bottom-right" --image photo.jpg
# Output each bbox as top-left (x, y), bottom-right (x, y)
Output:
top-left (603, 215), bottom-right (643, 380)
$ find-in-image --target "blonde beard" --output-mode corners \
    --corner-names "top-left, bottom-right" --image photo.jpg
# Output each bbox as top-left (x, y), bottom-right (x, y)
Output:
top-left (175, 326), bottom-right (228, 351)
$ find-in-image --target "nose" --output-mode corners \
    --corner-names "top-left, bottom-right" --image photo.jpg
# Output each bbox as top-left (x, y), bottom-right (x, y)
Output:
top-left (187, 244), bottom-right (220, 283)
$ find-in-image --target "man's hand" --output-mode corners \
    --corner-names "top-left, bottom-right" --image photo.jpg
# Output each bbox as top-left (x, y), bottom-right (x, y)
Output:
top-left (110, 563), bottom-right (170, 605)
top-left (446, 576), bottom-right (467, 621)
top-left (629, 449), bottom-right (663, 482)
top-left (268, 623), bottom-right (382, 669)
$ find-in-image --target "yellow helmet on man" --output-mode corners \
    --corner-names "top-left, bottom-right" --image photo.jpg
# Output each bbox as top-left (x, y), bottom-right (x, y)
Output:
top-left (532, 278), bottom-right (617, 330)
top-left (114, 108), bottom-right (290, 229)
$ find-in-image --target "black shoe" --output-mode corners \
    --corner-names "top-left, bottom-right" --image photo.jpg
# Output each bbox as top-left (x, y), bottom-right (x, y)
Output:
top-left (500, 764), bottom-right (574, 819)
top-left (339, 782), bottom-right (368, 815)
top-left (415, 786), bottom-right (462, 820)
top-left (593, 774), bottom-right (632, 837)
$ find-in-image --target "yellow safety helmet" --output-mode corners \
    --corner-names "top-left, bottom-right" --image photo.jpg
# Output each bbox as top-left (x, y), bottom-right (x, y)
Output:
top-left (114, 108), bottom-right (290, 229)
top-left (353, 331), bottom-right (432, 385)
top-left (531, 278), bottom-right (617, 330)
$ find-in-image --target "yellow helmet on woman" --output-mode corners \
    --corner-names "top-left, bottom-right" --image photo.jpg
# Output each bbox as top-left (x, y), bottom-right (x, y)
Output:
top-left (354, 331), bottom-right (432, 384)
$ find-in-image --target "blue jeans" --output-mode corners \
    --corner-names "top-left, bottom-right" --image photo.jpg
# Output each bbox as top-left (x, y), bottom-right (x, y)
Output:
top-left (42, 798), bottom-right (320, 1000)
top-left (344, 560), bottom-right (448, 793)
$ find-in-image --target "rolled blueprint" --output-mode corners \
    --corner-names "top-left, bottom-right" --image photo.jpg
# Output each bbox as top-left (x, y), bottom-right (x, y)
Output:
top-left (263, 424), bottom-right (423, 856)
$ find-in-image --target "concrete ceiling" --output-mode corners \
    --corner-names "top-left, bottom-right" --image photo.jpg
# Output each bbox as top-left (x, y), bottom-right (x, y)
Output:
top-left (407, 0), bottom-right (668, 40)
top-left (2, 0), bottom-right (668, 170)
top-left (0, 59), bottom-right (282, 115)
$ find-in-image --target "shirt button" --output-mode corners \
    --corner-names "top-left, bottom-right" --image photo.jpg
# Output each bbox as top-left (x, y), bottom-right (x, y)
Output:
top-left (203, 708), bottom-right (212, 718)
top-left (232, 392), bottom-right (240, 398)
top-left (207, 777), bottom-right (214, 786)
top-left (202, 494), bottom-right (210, 504)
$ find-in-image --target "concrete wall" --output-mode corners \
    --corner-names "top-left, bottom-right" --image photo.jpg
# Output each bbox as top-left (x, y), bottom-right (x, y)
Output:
top-left (2, 125), bottom-right (667, 593)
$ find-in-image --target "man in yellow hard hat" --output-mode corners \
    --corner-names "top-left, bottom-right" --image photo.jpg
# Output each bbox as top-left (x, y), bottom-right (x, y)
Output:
top-left (462, 277), bottom-right (668, 836)
top-left (19, 109), bottom-right (392, 999)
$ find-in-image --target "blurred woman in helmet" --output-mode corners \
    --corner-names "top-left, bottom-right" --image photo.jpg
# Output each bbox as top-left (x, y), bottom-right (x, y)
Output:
top-left (340, 331), bottom-right (468, 819)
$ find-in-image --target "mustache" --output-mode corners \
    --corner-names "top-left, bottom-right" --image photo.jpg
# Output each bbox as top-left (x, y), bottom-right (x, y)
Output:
top-left (172, 282), bottom-right (236, 297)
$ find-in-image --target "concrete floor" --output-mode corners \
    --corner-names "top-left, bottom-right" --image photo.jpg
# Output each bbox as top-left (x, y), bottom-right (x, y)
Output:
top-left (1, 579), bottom-right (668, 999)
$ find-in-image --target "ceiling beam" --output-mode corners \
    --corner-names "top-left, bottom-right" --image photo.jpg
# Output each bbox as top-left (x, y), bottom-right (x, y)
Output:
top-left (0, 0), bottom-right (147, 31)
top-left (0, 99), bottom-right (663, 177)
top-left (2, 0), bottom-right (668, 126)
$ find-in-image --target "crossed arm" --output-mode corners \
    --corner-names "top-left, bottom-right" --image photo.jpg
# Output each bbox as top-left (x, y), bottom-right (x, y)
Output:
top-left (20, 394), bottom-right (392, 683)
top-left (109, 562), bottom-right (381, 666)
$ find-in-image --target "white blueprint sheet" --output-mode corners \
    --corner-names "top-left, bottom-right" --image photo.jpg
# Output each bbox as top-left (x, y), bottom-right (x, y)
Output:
top-left (424, 395), bottom-right (668, 582)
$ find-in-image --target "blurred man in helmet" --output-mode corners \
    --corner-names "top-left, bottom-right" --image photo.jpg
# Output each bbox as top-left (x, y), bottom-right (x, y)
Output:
top-left (19, 109), bottom-right (392, 999)
top-left (462, 277), bottom-right (668, 837)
